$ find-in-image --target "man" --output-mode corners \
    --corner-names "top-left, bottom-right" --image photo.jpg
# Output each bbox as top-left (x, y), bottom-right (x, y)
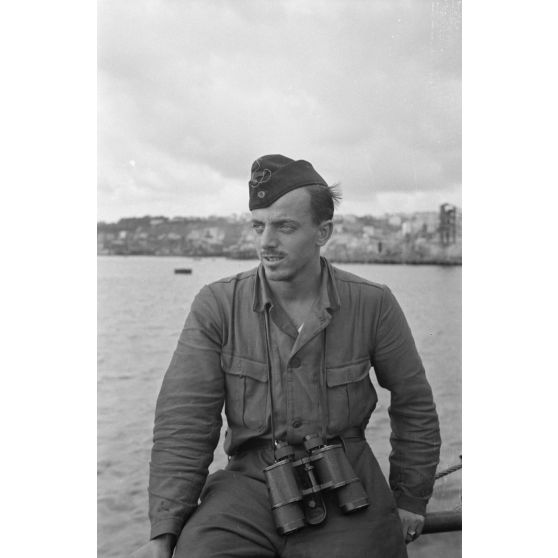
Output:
top-left (139, 155), bottom-right (441, 558)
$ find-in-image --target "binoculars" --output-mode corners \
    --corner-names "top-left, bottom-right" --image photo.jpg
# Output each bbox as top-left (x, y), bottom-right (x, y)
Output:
top-left (263, 433), bottom-right (369, 535)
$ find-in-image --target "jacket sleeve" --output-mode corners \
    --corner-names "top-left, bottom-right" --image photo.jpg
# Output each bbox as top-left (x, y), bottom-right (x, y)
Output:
top-left (371, 286), bottom-right (441, 516)
top-left (148, 285), bottom-right (224, 539)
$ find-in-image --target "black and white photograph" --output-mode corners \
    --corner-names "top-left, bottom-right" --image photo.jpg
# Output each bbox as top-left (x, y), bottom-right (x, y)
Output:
top-left (7, 2), bottom-right (558, 558)
top-left (97, 1), bottom-right (462, 557)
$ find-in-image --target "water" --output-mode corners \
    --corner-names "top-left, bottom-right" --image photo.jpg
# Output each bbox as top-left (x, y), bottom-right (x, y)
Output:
top-left (98, 256), bottom-right (461, 557)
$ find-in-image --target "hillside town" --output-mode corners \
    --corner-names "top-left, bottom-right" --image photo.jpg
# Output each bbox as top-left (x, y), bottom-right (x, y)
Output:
top-left (97, 204), bottom-right (461, 265)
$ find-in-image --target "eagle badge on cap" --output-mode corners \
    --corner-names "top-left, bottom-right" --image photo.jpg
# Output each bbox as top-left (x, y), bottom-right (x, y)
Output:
top-left (249, 159), bottom-right (272, 189)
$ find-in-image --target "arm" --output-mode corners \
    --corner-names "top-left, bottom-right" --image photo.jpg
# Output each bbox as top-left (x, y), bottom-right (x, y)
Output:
top-left (129, 534), bottom-right (176, 558)
top-left (148, 285), bottom-right (225, 541)
top-left (371, 286), bottom-right (441, 517)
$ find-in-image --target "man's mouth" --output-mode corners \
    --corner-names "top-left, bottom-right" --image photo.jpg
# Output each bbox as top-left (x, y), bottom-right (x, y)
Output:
top-left (261, 254), bottom-right (285, 263)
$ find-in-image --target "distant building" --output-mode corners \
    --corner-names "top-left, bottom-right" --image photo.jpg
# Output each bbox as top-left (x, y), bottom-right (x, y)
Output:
top-left (133, 230), bottom-right (149, 240)
top-left (439, 203), bottom-right (457, 245)
top-left (186, 227), bottom-right (225, 243)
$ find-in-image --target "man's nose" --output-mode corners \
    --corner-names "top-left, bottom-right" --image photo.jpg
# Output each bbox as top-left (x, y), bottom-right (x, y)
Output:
top-left (260, 226), bottom-right (278, 248)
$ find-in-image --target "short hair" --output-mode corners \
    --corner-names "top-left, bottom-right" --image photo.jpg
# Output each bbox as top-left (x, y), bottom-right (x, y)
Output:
top-left (306, 183), bottom-right (342, 224)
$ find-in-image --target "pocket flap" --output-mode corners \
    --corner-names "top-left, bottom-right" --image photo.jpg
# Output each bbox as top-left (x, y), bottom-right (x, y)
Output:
top-left (221, 353), bottom-right (268, 383)
top-left (326, 359), bottom-right (371, 387)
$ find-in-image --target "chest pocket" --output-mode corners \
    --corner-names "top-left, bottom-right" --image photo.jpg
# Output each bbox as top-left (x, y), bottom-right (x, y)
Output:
top-left (326, 358), bottom-right (377, 432)
top-left (221, 353), bottom-right (269, 432)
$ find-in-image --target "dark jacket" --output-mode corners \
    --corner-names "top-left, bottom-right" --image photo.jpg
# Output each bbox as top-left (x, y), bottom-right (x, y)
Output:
top-left (148, 258), bottom-right (441, 539)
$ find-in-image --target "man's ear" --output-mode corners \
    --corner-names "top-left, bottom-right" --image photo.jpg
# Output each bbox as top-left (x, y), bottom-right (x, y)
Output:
top-left (316, 220), bottom-right (334, 247)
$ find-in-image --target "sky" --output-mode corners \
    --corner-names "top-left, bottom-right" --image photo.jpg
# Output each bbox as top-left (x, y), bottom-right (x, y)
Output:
top-left (98, 0), bottom-right (461, 222)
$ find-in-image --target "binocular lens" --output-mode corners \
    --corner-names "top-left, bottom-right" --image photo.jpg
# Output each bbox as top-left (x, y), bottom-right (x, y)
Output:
top-left (264, 460), bottom-right (306, 534)
top-left (312, 445), bottom-right (354, 488)
top-left (336, 479), bottom-right (370, 513)
top-left (311, 445), bottom-right (369, 513)
top-left (272, 504), bottom-right (305, 535)
top-left (265, 460), bottom-right (302, 506)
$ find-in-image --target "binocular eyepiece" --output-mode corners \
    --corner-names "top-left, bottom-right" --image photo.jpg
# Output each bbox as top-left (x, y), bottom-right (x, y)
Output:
top-left (263, 434), bottom-right (369, 535)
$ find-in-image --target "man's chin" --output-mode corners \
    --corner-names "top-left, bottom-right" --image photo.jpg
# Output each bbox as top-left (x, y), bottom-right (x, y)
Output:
top-left (262, 263), bottom-right (291, 282)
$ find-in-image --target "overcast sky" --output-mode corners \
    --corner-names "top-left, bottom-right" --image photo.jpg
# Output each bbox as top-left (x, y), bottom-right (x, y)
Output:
top-left (98, 0), bottom-right (461, 222)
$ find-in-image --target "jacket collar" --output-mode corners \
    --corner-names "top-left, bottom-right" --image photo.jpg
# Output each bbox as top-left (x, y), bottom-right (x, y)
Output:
top-left (252, 256), bottom-right (341, 313)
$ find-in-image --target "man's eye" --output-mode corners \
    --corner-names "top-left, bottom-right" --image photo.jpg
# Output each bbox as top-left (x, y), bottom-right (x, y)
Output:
top-left (279, 225), bottom-right (296, 233)
top-left (252, 223), bottom-right (264, 234)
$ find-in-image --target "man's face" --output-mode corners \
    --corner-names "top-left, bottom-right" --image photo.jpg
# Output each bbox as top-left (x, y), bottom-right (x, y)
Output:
top-left (250, 188), bottom-right (325, 283)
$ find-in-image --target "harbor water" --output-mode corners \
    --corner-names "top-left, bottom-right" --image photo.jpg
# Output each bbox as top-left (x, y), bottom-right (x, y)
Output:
top-left (98, 256), bottom-right (461, 558)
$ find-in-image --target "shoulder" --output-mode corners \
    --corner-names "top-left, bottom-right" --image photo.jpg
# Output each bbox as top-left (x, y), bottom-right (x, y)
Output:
top-left (330, 263), bottom-right (387, 295)
top-left (208, 266), bottom-right (258, 289)
top-left (200, 265), bottom-right (258, 301)
top-left (190, 266), bottom-right (257, 316)
top-left (327, 263), bottom-right (402, 323)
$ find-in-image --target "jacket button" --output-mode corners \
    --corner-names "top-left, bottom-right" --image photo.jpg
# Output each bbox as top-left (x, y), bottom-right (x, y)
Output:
top-left (292, 420), bottom-right (302, 428)
top-left (290, 357), bottom-right (301, 368)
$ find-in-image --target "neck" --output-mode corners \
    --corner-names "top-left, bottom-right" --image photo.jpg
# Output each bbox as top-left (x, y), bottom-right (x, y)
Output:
top-left (267, 258), bottom-right (322, 304)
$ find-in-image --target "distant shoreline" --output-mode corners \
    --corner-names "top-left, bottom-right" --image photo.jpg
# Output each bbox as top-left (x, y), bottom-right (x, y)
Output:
top-left (97, 253), bottom-right (461, 267)
top-left (98, 211), bottom-right (461, 268)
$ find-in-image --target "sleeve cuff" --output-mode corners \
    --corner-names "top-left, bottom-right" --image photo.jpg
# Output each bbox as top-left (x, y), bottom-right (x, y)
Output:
top-left (394, 493), bottom-right (428, 516)
top-left (150, 517), bottom-right (186, 540)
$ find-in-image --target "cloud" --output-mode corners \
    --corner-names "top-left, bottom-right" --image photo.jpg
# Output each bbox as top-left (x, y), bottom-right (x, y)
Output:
top-left (98, 0), bottom-right (461, 221)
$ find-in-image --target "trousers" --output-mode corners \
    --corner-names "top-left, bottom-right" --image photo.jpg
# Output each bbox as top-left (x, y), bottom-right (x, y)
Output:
top-left (174, 439), bottom-right (408, 558)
